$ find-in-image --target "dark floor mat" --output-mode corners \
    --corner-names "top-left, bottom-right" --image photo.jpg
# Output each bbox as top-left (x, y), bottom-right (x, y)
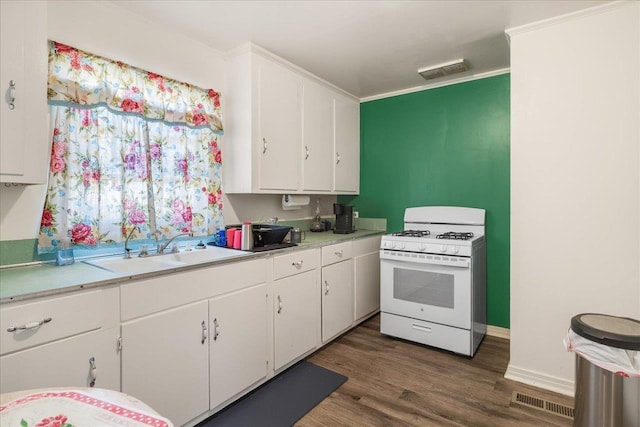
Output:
top-left (197, 361), bottom-right (347, 427)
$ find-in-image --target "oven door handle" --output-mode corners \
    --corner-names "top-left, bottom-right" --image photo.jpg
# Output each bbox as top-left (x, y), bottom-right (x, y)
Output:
top-left (412, 323), bottom-right (432, 333)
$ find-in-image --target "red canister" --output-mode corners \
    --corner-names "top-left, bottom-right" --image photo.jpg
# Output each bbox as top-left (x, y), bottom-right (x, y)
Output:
top-left (233, 229), bottom-right (242, 249)
top-left (226, 228), bottom-right (236, 248)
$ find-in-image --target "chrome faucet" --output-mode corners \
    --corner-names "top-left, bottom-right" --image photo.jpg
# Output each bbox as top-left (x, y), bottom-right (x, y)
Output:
top-left (157, 232), bottom-right (194, 254)
top-left (124, 226), bottom-right (140, 258)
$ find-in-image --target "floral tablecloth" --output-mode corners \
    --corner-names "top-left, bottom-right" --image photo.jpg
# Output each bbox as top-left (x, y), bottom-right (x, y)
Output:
top-left (0, 389), bottom-right (173, 427)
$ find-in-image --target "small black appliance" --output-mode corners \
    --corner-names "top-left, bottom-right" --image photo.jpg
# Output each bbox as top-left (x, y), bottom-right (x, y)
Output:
top-left (333, 203), bottom-right (355, 234)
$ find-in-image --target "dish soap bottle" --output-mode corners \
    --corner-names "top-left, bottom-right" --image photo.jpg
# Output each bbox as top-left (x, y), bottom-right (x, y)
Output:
top-left (56, 237), bottom-right (75, 266)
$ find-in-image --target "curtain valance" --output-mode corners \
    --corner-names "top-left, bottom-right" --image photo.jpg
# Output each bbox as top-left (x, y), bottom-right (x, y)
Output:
top-left (47, 41), bottom-right (223, 133)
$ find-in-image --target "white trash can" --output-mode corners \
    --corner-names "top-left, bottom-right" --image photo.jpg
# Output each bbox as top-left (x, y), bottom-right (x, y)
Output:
top-left (567, 313), bottom-right (640, 427)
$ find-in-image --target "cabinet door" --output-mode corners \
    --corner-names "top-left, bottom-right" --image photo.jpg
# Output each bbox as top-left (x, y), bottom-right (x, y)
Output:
top-left (0, 327), bottom-right (120, 394)
top-left (322, 259), bottom-right (355, 342)
top-left (355, 251), bottom-right (381, 321)
top-left (210, 283), bottom-right (268, 409)
top-left (302, 80), bottom-right (333, 191)
top-left (258, 58), bottom-right (300, 191)
top-left (334, 95), bottom-right (360, 193)
top-left (0, 1), bottom-right (47, 184)
top-left (274, 270), bottom-right (319, 370)
top-left (0, 1), bottom-right (25, 177)
top-left (122, 301), bottom-right (209, 426)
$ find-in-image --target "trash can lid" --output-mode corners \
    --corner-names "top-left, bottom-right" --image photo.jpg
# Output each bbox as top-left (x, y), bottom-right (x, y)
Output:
top-left (571, 313), bottom-right (640, 350)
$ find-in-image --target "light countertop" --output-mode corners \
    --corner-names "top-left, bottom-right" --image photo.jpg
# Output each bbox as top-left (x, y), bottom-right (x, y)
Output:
top-left (0, 229), bottom-right (383, 304)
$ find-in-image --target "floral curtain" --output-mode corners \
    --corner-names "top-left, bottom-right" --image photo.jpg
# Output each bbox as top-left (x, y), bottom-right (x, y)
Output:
top-left (38, 41), bottom-right (224, 253)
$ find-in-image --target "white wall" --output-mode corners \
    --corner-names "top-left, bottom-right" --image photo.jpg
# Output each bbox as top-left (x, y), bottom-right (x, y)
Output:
top-left (0, 0), bottom-right (335, 243)
top-left (506, 2), bottom-right (640, 395)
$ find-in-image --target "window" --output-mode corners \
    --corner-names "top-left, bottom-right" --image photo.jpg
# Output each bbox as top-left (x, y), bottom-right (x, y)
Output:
top-left (38, 41), bottom-right (224, 253)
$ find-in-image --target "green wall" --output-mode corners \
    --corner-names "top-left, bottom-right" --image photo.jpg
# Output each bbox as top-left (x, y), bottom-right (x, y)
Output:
top-left (341, 74), bottom-right (510, 328)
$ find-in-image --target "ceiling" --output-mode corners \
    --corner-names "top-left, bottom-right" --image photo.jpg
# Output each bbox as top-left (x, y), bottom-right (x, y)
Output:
top-left (108, 0), bottom-right (608, 99)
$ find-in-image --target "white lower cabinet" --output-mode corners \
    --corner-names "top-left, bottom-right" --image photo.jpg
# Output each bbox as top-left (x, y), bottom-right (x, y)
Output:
top-left (121, 301), bottom-right (209, 426)
top-left (0, 327), bottom-right (120, 393)
top-left (354, 236), bottom-right (381, 321)
top-left (274, 269), bottom-right (320, 371)
top-left (0, 286), bottom-right (120, 394)
top-left (209, 283), bottom-right (269, 410)
top-left (321, 242), bottom-right (355, 343)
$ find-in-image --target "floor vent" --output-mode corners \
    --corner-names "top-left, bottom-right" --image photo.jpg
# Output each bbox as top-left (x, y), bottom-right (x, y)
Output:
top-left (512, 391), bottom-right (574, 420)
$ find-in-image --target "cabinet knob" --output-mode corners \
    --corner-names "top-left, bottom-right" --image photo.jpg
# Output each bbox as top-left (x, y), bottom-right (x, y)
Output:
top-left (336, 152), bottom-right (341, 164)
top-left (8, 80), bottom-right (16, 110)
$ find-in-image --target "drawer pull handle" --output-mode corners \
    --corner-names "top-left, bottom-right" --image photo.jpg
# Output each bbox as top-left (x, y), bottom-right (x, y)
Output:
top-left (262, 137), bottom-right (268, 154)
top-left (324, 280), bottom-right (329, 295)
top-left (89, 357), bottom-right (97, 387)
top-left (212, 318), bottom-right (219, 341)
top-left (6, 317), bottom-right (52, 332)
top-left (202, 320), bottom-right (209, 344)
top-left (334, 250), bottom-right (343, 256)
top-left (291, 260), bottom-right (303, 268)
top-left (277, 295), bottom-right (283, 314)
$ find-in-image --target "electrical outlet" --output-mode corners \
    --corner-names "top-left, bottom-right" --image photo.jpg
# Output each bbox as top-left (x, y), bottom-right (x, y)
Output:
top-left (354, 211), bottom-right (359, 218)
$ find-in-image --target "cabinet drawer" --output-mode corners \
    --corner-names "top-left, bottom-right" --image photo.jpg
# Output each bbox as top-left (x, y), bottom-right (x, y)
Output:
top-left (273, 249), bottom-right (319, 280)
top-left (322, 242), bottom-right (353, 266)
top-left (353, 235), bottom-right (381, 256)
top-left (1, 287), bottom-right (119, 355)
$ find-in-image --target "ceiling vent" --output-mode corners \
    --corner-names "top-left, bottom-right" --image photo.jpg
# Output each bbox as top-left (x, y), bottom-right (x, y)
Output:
top-left (418, 59), bottom-right (467, 80)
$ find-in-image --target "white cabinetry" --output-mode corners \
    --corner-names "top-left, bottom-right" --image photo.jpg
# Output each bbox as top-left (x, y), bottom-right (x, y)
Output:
top-left (353, 235), bottom-right (381, 321)
top-left (209, 283), bottom-right (268, 410)
top-left (0, 287), bottom-right (120, 393)
top-left (120, 258), bottom-right (269, 426)
top-left (334, 94), bottom-right (360, 193)
top-left (224, 44), bottom-right (359, 194)
top-left (273, 249), bottom-right (320, 371)
top-left (121, 301), bottom-right (209, 426)
top-left (257, 58), bottom-right (300, 191)
top-left (321, 242), bottom-right (354, 343)
top-left (302, 80), bottom-right (334, 192)
top-left (0, 1), bottom-right (48, 184)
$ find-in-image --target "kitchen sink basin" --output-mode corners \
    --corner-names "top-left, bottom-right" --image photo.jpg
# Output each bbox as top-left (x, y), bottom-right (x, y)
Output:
top-left (84, 246), bottom-right (248, 274)
top-left (84, 256), bottom-right (187, 274)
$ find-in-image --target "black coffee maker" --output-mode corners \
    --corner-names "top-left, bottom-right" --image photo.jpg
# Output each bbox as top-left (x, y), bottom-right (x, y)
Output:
top-left (333, 203), bottom-right (355, 234)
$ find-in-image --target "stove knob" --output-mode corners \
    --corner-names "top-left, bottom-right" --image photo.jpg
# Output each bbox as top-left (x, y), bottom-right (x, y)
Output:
top-left (440, 245), bottom-right (448, 252)
top-left (390, 242), bottom-right (397, 249)
top-left (450, 246), bottom-right (460, 254)
top-left (398, 243), bottom-right (405, 250)
top-left (418, 244), bottom-right (426, 252)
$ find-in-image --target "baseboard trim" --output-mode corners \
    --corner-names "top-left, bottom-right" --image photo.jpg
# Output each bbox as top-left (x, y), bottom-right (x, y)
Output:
top-left (505, 363), bottom-right (574, 397)
top-left (487, 325), bottom-right (510, 340)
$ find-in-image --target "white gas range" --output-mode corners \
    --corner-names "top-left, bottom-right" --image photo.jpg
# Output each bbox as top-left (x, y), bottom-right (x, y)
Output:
top-left (380, 206), bottom-right (487, 357)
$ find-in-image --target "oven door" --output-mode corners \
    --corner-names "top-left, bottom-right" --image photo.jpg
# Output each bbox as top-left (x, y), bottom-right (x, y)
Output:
top-left (380, 250), bottom-right (471, 329)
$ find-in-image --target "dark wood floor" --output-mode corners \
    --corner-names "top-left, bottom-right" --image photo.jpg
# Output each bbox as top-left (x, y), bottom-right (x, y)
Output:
top-left (299, 314), bottom-right (574, 427)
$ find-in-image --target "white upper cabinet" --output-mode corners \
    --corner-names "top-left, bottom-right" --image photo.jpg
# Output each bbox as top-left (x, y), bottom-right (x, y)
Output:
top-left (0, 1), bottom-right (48, 184)
top-left (302, 79), bottom-right (334, 192)
top-left (223, 44), bottom-right (359, 194)
top-left (257, 58), bottom-right (300, 192)
top-left (334, 94), bottom-right (360, 193)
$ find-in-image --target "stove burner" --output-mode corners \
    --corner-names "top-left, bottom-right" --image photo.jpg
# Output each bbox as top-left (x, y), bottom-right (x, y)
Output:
top-left (436, 231), bottom-right (474, 240)
top-left (392, 229), bottom-right (430, 238)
